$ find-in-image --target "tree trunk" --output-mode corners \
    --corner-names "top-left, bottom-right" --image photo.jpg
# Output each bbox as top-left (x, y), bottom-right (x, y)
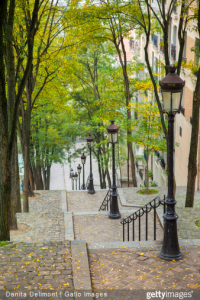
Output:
top-left (29, 162), bottom-right (35, 193)
top-left (129, 142), bottom-right (137, 187)
top-left (146, 152), bottom-right (149, 194)
top-left (16, 140), bottom-right (22, 213)
top-left (10, 135), bottom-right (18, 229)
top-left (185, 69), bottom-right (200, 207)
top-left (97, 159), bottom-right (103, 189)
top-left (46, 165), bottom-right (51, 190)
top-left (106, 169), bottom-right (111, 189)
top-left (102, 171), bottom-right (106, 189)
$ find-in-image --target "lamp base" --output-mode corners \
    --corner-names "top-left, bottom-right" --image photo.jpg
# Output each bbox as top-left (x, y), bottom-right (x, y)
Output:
top-left (109, 212), bottom-right (121, 219)
top-left (159, 213), bottom-right (182, 261)
top-left (88, 189), bottom-right (95, 194)
top-left (159, 251), bottom-right (182, 261)
top-left (88, 176), bottom-right (95, 194)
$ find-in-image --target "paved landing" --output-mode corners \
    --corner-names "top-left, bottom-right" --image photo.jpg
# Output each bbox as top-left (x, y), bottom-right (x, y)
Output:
top-left (0, 241), bottom-right (74, 295)
top-left (88, 243), bottom-right (200, 298)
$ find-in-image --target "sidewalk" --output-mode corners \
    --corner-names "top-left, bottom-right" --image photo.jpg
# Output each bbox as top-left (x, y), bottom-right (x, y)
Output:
top-left (1, 187), bottom-right (200, 299)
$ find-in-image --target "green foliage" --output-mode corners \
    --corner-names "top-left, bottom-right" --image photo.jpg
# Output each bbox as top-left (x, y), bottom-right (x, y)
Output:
top-left (137, 188), bottom-right (159, 195)
top-left (130, 100), bottom-right (167, 155)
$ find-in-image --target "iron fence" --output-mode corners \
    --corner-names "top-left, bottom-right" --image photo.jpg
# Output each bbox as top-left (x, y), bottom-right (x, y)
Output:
top-left (99, 189), bottom-right (112, 211)
top-left (120, 196), bottom-right (166, 241)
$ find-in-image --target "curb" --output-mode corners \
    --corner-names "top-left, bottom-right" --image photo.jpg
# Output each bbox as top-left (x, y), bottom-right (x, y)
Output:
top-left (118, 188), bottom-right (143, 208)
top-left (73, 210), bottom-right (136, 216)
top-left (71, 240), bottom-right (93, 298)
top-left (87, 238), bottom-right (200, 250)
top-left (61, 191), bottom-right (74, 240)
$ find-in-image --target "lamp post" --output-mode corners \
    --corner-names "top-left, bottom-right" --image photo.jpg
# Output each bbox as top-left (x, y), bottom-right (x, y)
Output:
top-left (74, 172), bottom-right (78, 190)
top-left (86, 134), bottom-right (95, 194)
top-left (107, 120), bottom-right (121, 219)
top-left (81, 153), bottom-right (86, 190)
top-left (77, 164), bottom-right (82, 190)
top-left (159, 65), bottom-right (185, 261)
top-left (71, 173), bottom-right (75, 190)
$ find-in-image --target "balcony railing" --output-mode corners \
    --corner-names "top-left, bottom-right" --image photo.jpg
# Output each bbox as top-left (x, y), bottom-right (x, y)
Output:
top-left (171, 44), bottom-right (176, 60)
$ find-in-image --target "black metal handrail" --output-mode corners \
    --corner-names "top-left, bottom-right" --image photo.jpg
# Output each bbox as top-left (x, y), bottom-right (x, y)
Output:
top-left (120, 195), bottom-right (166, 241)
top-left (99, 189), bottom-right (112, 211)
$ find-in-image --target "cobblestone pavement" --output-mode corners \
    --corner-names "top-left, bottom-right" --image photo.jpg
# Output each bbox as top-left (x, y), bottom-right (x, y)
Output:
top-left (67, 190), bottom-right (134, 213)
top-left (88, 245), bottom-right (200, 291)
top-left (122, 187), bottom-right (200, 240)
top-left (74, 212), bottom-right (163, 243)
top-left (11, 191), bottom-right (64, 243)
top-left (0, 241), bottom-right (74, 295)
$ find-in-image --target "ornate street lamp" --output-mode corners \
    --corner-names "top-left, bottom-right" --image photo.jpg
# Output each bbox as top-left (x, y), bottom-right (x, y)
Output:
top-left (71, 173), bottom-right (75, 190)
top-left (159, 65), bottom-right (185, 261)
top-left (86, 134), bottom-right (95, 194)
top-left (107, 120), bottom-right (121, 219)
top-left (81, 153), bottom-right (86, 190)
top-left (77, 164), bottom-right (82, 190)
top-left (74, 172), bottom-right (78, 190)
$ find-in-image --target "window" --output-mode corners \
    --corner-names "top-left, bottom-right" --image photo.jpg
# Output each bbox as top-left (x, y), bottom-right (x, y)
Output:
top-left (129, 39), bottom-right (134, 50)
top-left (152, 51), bottom-right (154, 69)
top-left (179, 127), bottom-right (182, 137)
top-left (183, 32), bottom-right (187, 62)
top-left (171, 26), bottom-right (177, 60)
top-left (173, 0), bottom-right (177, 14)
